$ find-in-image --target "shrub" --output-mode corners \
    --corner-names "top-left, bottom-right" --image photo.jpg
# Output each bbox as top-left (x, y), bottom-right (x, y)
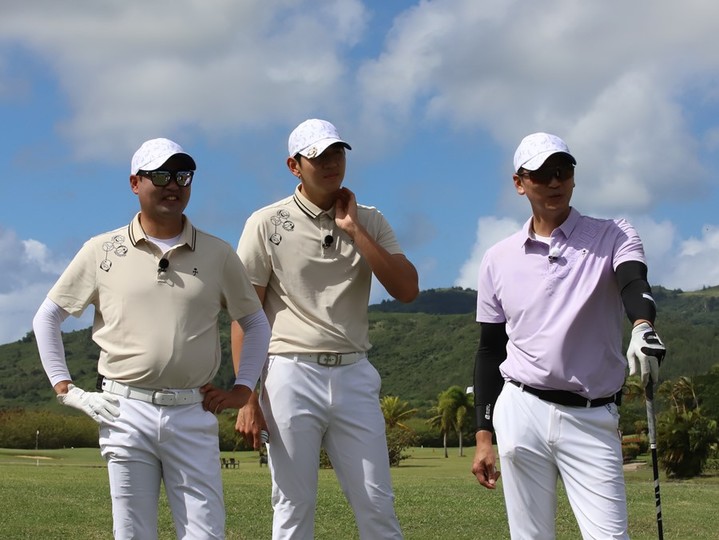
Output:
top-left (0, 408), bottom-right (98, 449)
top-left (622, 443), bottom-right (641, 463)
top-left (657, 409), bottom-right (718, 478)
top-left (386, 427), bottom-right (418, 467)
top-left (622, 434), bottom-right (649, 455)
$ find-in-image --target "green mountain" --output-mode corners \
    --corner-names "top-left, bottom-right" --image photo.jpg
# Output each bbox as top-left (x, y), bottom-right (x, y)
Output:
top-left (3, 286), bottom-right (719, 410)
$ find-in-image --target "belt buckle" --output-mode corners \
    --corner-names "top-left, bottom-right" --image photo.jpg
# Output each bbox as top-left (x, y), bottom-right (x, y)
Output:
top-left (317, 353), bottom-right (340, 366)
top-left (152, 390), bottom-right (176, 406)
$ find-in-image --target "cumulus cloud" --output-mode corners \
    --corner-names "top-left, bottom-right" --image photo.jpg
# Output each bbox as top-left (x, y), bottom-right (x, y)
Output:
top-left (0, 228), bottom-right (90, 344)
top-left (454, 216), bottom-right (522, 289)
top-left (658, 225), bottom-right (719, 290)
top-left (0, 0), bottom-right (368, 160)
top-left (358, 0), bottom-right (718, 214)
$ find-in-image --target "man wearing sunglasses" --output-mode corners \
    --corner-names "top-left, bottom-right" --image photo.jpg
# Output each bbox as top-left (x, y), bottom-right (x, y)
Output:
top-left (471, 132), bottom-right (666, 538)
top-left (33, 137), bottom-right (271, 539)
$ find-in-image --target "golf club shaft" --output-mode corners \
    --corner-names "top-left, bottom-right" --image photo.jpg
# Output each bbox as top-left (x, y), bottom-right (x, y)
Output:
top-left (645, 379), bottom-right (664, 540)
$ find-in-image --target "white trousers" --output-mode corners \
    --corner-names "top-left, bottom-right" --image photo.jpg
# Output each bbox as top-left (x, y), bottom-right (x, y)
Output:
top-left (261, 354), bottom-right (403, 540)
top-left (494, 381), bottom-right (629, 540)
top-left (99, 397), bottom-right (225, 540)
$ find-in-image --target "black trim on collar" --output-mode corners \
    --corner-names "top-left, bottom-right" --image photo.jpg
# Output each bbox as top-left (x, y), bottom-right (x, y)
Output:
top-left (292, 194), bottom-right (320, 219)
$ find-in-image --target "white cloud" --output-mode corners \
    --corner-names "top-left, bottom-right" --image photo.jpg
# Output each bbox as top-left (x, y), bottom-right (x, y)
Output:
top-left (357, 0), bottom-right (717, 213)
top-left (658, 224), bottom-right (719, 290)
top-left (454, 216), bottom-right (521, 289)
top-left (0, 228), bottom-right (90, 344)
top-left (0, 0), bottom-right (368, 160)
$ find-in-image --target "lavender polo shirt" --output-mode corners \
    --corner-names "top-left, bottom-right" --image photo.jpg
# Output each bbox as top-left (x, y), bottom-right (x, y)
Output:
top-left (476, 208), bottom-right (646, 399)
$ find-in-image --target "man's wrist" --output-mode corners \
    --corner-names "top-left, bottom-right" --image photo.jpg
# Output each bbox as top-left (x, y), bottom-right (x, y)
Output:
top-left (476, 429), bottom-right (494, 443)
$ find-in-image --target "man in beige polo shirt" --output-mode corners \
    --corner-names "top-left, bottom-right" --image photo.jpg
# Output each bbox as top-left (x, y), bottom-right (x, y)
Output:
top-left (232, 119), bottom-right (419, 539)
top-left (33, 138), bottom-right (271, 540)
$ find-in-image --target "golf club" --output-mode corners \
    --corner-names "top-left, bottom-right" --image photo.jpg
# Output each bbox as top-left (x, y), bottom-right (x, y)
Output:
top-left (645, 376), bottom-right (664, 540)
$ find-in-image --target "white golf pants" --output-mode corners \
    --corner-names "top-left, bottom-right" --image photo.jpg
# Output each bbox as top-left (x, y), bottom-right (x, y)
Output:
top-left (99, 397), bottom-right (225, 539)
top-left (261, 354), bottom-right (403, 540)
top-left (494, 381), bottom-right (629, 539)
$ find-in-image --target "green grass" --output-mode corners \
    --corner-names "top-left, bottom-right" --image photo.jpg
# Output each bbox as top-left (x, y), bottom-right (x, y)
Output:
top-left (1, 447), bottom-right (717, 539)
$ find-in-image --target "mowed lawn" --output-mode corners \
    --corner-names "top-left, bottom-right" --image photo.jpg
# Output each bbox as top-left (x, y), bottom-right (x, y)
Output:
top-left (0, 447), bottom-right (717, 539)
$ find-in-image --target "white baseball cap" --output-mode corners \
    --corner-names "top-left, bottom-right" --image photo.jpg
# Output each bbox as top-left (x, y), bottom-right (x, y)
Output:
top-left (130, 138), bottom-right (196, 175)
top-left (288, 119), bottom-right (351, 159)
top-left (513, 132), bottom-right (576, 172)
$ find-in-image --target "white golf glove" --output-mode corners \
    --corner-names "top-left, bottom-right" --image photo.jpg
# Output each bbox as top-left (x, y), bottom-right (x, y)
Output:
top-left (57, 384), bottom-right (121, 423)
top-left (626, 322), bottom-right (666, 387)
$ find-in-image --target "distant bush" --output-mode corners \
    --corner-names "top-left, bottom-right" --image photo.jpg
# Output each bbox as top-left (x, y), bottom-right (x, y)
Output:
top-left (386, 427), bottom-right (417, 467)
top-left (1, 408), bottom-right (257, 452)
top-left (622, 443), bottom-right (641, 463)
top-left (622, 434), bottom-right (649, 455)
top-left (0, 408), bottom-right (98, 449)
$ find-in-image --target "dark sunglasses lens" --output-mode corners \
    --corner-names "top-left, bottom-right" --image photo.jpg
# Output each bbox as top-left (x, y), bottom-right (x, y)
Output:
top-left (530, 165), bottom-right (573, 183)
top-left (531, 169), bottom-right (550, 182)
top-left (176, 171), bottom-right (194, 186)
top-left (150, 172), bottom-right (171, 186)
top-left (557, 165), bottom-right (574, 180)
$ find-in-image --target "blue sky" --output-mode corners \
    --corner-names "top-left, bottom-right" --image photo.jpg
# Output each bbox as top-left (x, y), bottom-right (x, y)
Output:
top-left (2, 0), bottom-right (719, 344)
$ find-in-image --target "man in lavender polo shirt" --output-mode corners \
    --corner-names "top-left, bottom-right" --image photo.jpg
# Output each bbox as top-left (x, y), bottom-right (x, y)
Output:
top-left (471, 132), bottom-right (666, 538)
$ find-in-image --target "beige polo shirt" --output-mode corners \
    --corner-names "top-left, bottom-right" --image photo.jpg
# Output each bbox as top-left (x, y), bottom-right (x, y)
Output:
top-left (49, 213), bottom-right (262, 388)
top-left (238, 185), bottom-right (404, 354)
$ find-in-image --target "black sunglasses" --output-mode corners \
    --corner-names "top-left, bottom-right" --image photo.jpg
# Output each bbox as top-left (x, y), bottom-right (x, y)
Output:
top-left (137, 170), bottom-right (194, 187)
top-left (518, 164), bottom-right (575, 184)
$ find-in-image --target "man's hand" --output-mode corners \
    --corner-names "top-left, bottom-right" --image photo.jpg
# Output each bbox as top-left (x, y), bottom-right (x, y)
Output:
top-left (334, 187), bottom-right (360, 237)
top-left (201, 384), bottom-right (252, 414)
top-left (57, 384), bottom-right (120, 423)
top-left (627, 322), bottom-right (666, 387)
top-left (235, 391), bottom-right (268, 450)
top-left (472, 430), bottom-right (501, 489)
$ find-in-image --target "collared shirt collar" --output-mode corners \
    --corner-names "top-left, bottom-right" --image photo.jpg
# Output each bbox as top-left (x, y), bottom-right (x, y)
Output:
top-left (127, 212), bottom-right (197, 250)
top-left (521, 207), bottom-right (580, 246)
top-left (292, 185), bottom-right (336, 219)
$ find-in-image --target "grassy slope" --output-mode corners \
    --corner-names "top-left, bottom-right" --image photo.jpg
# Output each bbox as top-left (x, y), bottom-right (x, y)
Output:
top-left (3, 286), bottom-right (719, 411)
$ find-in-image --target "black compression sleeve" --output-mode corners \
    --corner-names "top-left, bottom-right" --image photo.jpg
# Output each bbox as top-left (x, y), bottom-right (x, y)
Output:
top-left (473, 322), bottom-right (508, 432)
top-left (616, 260), bottom-right (656, 324)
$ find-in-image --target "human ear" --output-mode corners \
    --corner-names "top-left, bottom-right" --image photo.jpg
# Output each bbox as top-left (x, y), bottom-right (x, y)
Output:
top-left (287, 157), bottom-right (302, 178)
top-left (130, 175), bottom-right (141, 194)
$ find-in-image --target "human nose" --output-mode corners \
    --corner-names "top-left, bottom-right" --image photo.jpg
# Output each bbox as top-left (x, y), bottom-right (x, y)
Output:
top-left (546, 169), bottom-right (563, 186)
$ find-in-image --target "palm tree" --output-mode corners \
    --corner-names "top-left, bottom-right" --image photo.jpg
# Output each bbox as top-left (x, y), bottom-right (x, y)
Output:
top-left (427, 401), bottom-right (453, 458)
top-left (656, 376), bottom-right (719, 478)
top-left (427, 385), bottom-right (472, 457)
top-left (380, 396), bottom-right (418, 431)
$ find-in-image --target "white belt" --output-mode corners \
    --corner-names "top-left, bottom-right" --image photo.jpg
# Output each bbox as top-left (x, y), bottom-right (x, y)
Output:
top-left (101, 379), bottom-right (204, 406)
top-left (293, 352), bottom-right (364, 367)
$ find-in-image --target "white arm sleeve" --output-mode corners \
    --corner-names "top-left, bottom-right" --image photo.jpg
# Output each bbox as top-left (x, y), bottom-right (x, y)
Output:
top-left (32, 297), bottom-right (72, 387)
top-left (234, 308), bottom-right (271, 390)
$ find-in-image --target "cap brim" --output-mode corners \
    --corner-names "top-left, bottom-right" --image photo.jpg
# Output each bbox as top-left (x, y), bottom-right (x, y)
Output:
top-left (520, 151), bottom-right (575, 171)
top-left (298, 139), bottom-right (351, 158)
top-left (140, 152), bottom-right (196, 173)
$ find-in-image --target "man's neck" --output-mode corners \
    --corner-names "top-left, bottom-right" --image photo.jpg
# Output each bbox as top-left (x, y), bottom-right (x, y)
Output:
top-left (298, 185), bottom-right (336, 212)
top-left (139, 214), bottom-right (185, 239)
top-left (531, 208), bottom-right (571, 237)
